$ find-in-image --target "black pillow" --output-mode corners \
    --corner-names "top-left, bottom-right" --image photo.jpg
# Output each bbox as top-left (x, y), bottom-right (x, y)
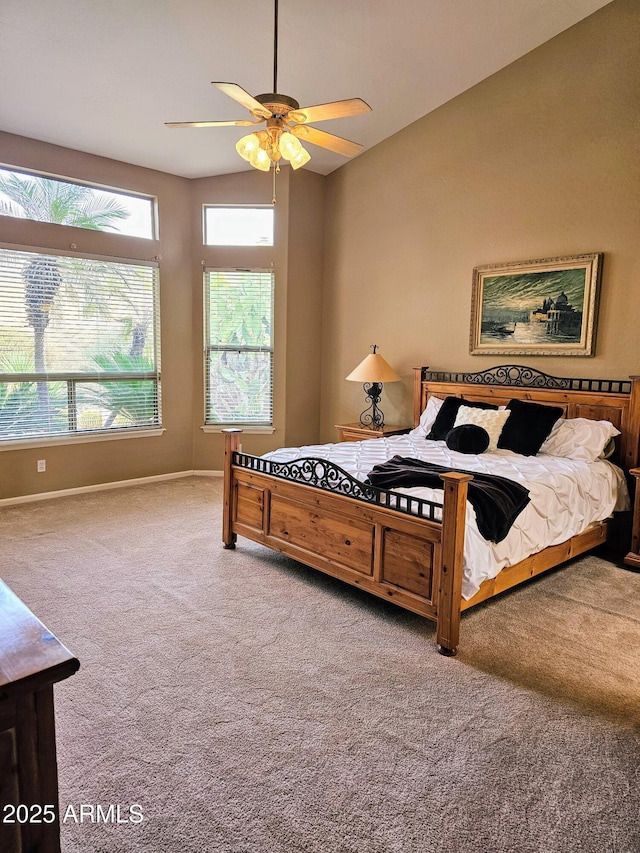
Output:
top-left (497, 398), bottom-right (563, 456)
top-left (446, 424), bottom-right (490, 454)
top-left (427, 396), bottom-right (498, 441)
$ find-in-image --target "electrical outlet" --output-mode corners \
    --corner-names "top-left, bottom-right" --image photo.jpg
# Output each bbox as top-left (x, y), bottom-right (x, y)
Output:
top-left (37, 459), bottom-right (46, 473)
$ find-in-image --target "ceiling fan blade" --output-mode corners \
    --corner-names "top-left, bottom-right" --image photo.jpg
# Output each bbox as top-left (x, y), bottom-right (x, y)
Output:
top-left (291, 125), bottom-right (363, 157)
top-left (288, 98), bottom-right (372, 125)
top-left (165, 119), bottom-right (263, 128)
top-left (212, 82), bottom-right (272, 118)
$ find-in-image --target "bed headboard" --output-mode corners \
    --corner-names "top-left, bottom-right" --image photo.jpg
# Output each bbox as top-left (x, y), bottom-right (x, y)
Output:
top-left (413, 365), bottom-right (640, 472)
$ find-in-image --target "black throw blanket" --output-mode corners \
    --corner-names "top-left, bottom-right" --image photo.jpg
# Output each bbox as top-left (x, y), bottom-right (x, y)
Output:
top-left (365, 456), bottom-right (530, 543)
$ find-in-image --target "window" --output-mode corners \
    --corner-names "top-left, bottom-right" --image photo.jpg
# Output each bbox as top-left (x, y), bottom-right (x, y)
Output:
top-left (0, 167), bottom-right (155, 239)
top-left (0, 245), bottom-right (161, 443)
top-left (204, 206), bottom-right (274, 246)
top-left (205, 268), bottom-right (273, 425)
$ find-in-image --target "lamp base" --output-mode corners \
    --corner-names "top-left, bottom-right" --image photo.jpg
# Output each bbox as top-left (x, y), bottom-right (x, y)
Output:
top-left (358, 382), bottom-right (385, 429)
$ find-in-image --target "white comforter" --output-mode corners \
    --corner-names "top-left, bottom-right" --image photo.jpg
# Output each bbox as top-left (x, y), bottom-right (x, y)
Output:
top-left (263, 429), bottom-right (629, 599)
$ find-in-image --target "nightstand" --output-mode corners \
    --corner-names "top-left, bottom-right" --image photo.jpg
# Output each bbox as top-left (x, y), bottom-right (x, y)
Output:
top-left (624, 467), bottom-right (640, 568)
top-left (335, 423), bottom-right (410, 442)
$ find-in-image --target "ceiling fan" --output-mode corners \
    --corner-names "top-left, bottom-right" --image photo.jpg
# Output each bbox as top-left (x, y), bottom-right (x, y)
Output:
top-left (165, 0), bottom-right (371, 172)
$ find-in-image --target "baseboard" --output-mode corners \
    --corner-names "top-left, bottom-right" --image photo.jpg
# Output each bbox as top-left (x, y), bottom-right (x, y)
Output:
top-left (0, 470), bottom-right (223, 507)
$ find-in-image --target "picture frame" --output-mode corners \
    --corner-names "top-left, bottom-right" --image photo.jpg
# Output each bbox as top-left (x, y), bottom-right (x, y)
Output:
top-left (469, 253), bottom-right (602, 357)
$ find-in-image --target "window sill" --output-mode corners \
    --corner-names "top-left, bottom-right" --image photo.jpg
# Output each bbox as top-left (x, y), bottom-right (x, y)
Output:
top-left (201, 425), bottom-right (275, 435)
top-left (0, 427), bottom-right (165, 452)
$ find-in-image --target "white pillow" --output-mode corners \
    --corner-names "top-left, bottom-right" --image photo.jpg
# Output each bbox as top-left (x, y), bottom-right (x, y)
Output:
top-left (538, 418), bottom-right (620, 463)
top-left (453, 405), bottom-right (511, 452)
top-left (418, 396), bottom-right (444, 435)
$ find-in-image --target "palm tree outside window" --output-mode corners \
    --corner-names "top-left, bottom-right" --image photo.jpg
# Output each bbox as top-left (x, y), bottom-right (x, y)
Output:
top-left (0, 170), bottom-right (160, 442)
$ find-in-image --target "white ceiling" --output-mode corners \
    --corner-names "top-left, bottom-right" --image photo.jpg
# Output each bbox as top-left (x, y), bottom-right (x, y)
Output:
top-left (0, 0), bottom-right (611, 179)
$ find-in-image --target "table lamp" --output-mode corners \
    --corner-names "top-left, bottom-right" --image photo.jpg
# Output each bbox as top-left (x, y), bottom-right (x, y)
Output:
top-left (345, 345), bottom-right (401, 429)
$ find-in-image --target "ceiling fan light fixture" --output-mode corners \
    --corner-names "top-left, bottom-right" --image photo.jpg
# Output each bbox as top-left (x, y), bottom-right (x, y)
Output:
top-left (288, 145), bottom-right (311, 170)
top-left (236, 133), bottom-right (260, 161)
top-left (236, 127), bottom-right (311, 172)
top-left (249, 146), bottom-right (271, 171)
top-left (279, 131), bottom-right (302, 160)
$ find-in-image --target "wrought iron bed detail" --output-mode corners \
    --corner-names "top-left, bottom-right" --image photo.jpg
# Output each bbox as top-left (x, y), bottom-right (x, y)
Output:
top-left (421, 365), bottom-right (632, 395)
top-left (233, 452), bottom-right (442, 522)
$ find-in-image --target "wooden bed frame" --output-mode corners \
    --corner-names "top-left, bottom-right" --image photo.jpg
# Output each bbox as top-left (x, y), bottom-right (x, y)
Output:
top-left (222, 365), bottom-right (640, 655)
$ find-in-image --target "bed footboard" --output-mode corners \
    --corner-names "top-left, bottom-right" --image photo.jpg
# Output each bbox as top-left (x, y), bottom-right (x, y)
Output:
top-left (222, 430), bottom-right (470, 655)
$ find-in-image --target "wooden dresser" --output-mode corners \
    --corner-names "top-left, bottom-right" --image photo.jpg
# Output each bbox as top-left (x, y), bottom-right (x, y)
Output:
top-left (0, 579), bottom-right (79, 853)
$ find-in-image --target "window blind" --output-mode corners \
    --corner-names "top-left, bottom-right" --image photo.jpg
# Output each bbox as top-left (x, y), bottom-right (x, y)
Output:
top-left (205, 268), bottom-right (274, 425)
top-left (0, 245), bottom-right (161, 442)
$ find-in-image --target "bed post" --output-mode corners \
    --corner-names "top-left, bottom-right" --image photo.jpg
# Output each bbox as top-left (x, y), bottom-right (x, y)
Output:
top-left (222, 429), bottom-right (242, 549)
top-left (436, 472), bottom-right (473, 656)
top-left (413, 367), bottom-right (424, 428)
top-left (626, 375), bottom-right (640, 471)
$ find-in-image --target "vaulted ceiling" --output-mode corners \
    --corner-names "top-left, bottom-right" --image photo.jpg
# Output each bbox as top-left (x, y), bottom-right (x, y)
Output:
top-left (0, 0), bottom-right (611, 178)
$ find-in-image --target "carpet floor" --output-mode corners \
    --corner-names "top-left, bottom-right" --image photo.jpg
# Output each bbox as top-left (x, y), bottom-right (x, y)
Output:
top-left (1, 476), bottom-right (639, 853)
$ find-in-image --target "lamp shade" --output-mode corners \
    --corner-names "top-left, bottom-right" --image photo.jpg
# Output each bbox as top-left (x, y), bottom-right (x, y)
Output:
top-left (346, 352), bottom-right (400, 384)
top-left (236, 133), bottom-right (260, 161)
top-left (279, 131), bottom-right (302, 160)
top-left (289, 145), bottom-right (311, 170)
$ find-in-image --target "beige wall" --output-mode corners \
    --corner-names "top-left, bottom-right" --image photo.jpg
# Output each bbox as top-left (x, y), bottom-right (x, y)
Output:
top-left (320, 0), bottom-right (640, 439)
top-left (285, 170), bottom-right (325, 448)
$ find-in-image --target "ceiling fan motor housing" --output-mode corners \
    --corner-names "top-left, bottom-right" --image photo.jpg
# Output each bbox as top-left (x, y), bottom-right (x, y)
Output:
top-left (254, 92), bottom-right (300, 118)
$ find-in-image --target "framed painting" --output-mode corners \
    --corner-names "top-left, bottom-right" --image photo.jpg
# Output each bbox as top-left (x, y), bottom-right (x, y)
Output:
top-left (469, 253), bottom-right (602, 357)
